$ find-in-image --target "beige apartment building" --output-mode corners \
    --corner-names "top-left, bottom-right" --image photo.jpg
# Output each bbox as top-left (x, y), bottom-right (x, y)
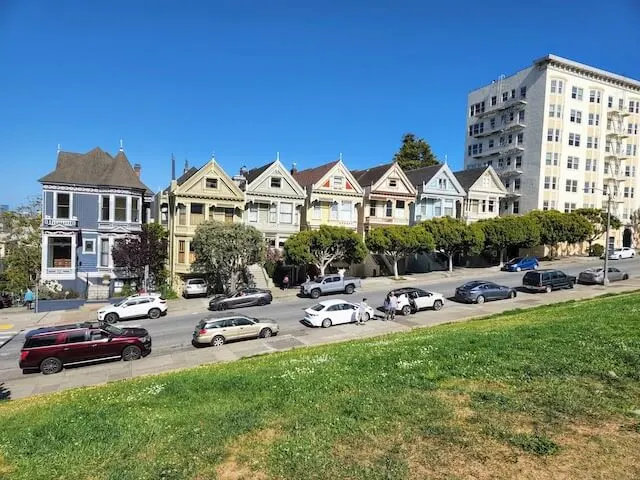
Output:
top-left (464, 54), bottom-right (640, 249)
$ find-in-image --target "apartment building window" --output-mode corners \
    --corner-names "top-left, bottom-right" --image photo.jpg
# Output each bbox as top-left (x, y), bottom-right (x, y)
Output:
top-left (269, 204), bottom-right (277, 223)
top-left (520, 86), bottom-right (526, 99)
top-left (631, 188), bottom-right (635, 198)
top-left (100, 238), bottom-right (110, 267)
top-left (515, 156), bottom-right (522, 167)
top-left (619, 98), bottom-right (625, 110)
top-left (584, 181), bottom-right (591, 193)
top-left (570, 110), bottom-right (582, 124)
top-left (470, 102), bottom-right (485, 116)
top-left (629, 100), bottom-right (640, 113)
top-left (604, 162), bottom-right (610, 174)
top-left (491, 96), bottom-right (497, 106)
top-left (488, 139), bottom-right (494, 148)
top-left (567, 156), bottom-right (579, 169)
top-left (369, 200), bottom-right (376, 217)
top-left (510, 89), bottom-right (515, 99)
top-left (588, 113), bottom-right (600, 126)
top-left (545, 152), bottom-right (559, 166)
top-left (507, 134), bottom-right (513, 144)
top-left (270, 177), bottom-right (282, 188)
top-left (178, 240), bottom-right (185, 264)
top-left (565, 179), bottom-right (578, 193)
top-left (588, 137), bottom-right (598, 149)
top-left (586, 158), bottom-right (596, 171)
top-left (248, 204), bottom-right (258, 222)
top-left (564, 203), bottom-right (576, 213)
top-left (512, 201), bottom-right (519, 214)
top-left (490, 118), bottom-right (496, 129)
top-left (56, 193), bottom-right (70, 219)
top-left (329, 202), bottom-right (338, 220)
top-left (514, 179), bottom-right (521, 191)
top-left (114, 196), bottom-right (127, 222)
top-left (571, 87), bottom-right (583, 100)
top-left (568, 133), bottom-right (581, 146)
top-left (592, 159), bottom-right (598, 171)
top-left (313, 203), bottom-right (321, 220)
top-left (131, 198), bottom-right (139, 223)
top-left (502, 92), bottom-right (508, 102)
top-left (543, 201), bottom-right (549, 211)
top-left (608, 96), bottom-right (613, 108)
top-left (627, 144), bottom-right (633, 155)
top-left (625, 166), bottom-right (631, 177)
top-left (544, 176), bottom-right (553, 189)
top-left (469, 122), bottom-right (484, 136)
top-left (589, 90), bottom-right (601, 103)
top-left (550, 79), bottom-right (564, 93)
top-left (516, 133), bottom-right (524, 144)
top-left (548, 105), bottom-right (555, 118)
top-left (624, 187), bottom-right (630, 198)
top-left (547, 128), bottom-right (561, 142)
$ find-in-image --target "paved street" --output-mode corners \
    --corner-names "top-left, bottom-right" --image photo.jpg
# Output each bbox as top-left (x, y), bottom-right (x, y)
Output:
top-left (1, 255), bottom-right (639, 399)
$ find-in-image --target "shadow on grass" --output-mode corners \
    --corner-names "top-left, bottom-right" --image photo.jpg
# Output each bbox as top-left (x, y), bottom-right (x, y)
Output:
top-left (0, 382), bottom-right (11, 401)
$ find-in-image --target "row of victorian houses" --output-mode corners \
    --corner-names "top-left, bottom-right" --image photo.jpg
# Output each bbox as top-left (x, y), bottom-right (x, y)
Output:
top-left (38, 147), bottom-right (508, 297)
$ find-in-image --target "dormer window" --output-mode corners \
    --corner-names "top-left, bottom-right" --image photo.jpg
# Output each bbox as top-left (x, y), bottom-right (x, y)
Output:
top-left (206, 178), bottom-right (218, 189)
top-left (333, 176), bottom-right (344, 189)
top-left (270, 177), bottom-right (282, 188)
top-left (388, 178), bottom-right (398, 188)
top-left (438, 178), bottom-right (447, 189)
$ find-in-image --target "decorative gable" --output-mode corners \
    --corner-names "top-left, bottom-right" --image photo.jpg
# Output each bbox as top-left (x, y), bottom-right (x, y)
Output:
top-left (246, 160), bottom-right (306, 199)
top-left (371, 164), bottom-right (416, 196)
top-left (424, 165), bottom-right (466, 197)
top-left (314, 161), bottom-right (363, 195)
top-left (177, 159), bottom-right (244, 200)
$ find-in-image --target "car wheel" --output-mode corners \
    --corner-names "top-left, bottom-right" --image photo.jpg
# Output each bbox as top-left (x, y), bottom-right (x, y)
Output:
top-left (122, 345), bottom-right (142, 361)
top-left (104, 312), bottom-right (119, 324)
top-left (401, 305), bottom-right (412, 316)
top-left (545, 285), bottom-right (552, 293)
top-left (211, 335), bottom-right (225, 347)
top-left (259, 328), bottom-right (273, 338)
top-left (148, 308), bottom-right (161, 319)
top-left (618, 255), bottom-right (622, 260)
top-left (432, 299), bottom-right (443, 311)
top-left (476, 295), bottom-right (485, 304)
top-left (515, 267), bottom-right (521, 272)
top-left (321, 318), bottom-right (332, 328)
top-left (623, 274), bottom-right (629, 280)
top-left (364, 312), bottom-right (370, 322)
top-left (219, 303), bottom-right (228, 311)
top-left (257, 298), bottom-right (266, 306)
top-left (40, 357), bottom-right (63, 375)
top-left (311, 289), bottom-right (321, 299)
top-left (508, 290), bottom-right (516, 299)
top-left (345, 284), bottom-right (354, 294)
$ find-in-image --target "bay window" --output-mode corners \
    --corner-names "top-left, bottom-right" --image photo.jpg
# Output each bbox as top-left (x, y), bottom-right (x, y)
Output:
top-left (279, 202), bottom-right (293, 224)
top-left (340, 201), bottom-right (352, 221)
top-left (56, 193), bottom-right (70, 219)
top-left (114, 196), bottom-right (127, 222)
top-left (131, 198), bottom-right (140, 222)
top-left (101, 196), bottom-right (110, 221)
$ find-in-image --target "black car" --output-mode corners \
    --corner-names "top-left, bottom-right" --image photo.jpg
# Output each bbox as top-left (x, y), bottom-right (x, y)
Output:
top-left (454, 281), bottom-right (517, 304)
top-left (0, 294), bottom-right (12, 309)
top-left (208, 288), bottom-right (273, 310)
top-left (522, 269), bottom-right (576, 293)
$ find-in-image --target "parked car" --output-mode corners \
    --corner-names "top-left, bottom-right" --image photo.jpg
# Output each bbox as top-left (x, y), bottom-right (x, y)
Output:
top-left (388, 288), bottom-right (445, 315)
top-left (183, 278), bottom-right (208, 298)
top-left (604, 247), bottom-right (636, 260)
top-left (454, 281), bottom-right (517, 304)
top-left (303, 299), bottom-right (375, 328)
top-left (97, 295), bottom-right (168, 323)
top-left (0, 294), bottom-right (12, 309)
top-left (578, 267), bottom-right (629, 284)
top-left (522, 269), bottom-right (576, 293)
top-left (501, 256), bottom-right (539, 272)
top-left (19, 323), bottom-right (151, 374)
top-left (300, 275), bottom-right (361, 299)
top-left (192, 313), bottom-right (279, 347)
top-left (208, 288), bottom-right (273, 310)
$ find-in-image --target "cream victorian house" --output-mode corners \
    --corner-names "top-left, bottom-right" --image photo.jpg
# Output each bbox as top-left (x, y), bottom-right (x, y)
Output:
top-left (236, 159), bottom-right (307, 249)
top-left (453, 166), bottom-right (507, 223)
top-left (293, 160), bottom-right (364, 231)
top-left (352, 162), bottom-right (416, 236)
top-left (156, 158), bottom-right (244, 285)
top-left (405, 164), bottom-right (467, 224)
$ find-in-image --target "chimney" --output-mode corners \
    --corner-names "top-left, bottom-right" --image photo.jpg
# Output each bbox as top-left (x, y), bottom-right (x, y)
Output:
top-left (290, 162), bottom-right (297, 175)
top-left (134, 163), bottom-right (141, 177)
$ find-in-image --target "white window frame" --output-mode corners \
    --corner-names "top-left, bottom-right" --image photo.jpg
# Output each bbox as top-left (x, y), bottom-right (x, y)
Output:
top-left (332, 176), bottom-right (344, 189)
top-left (114, 196), bottom-right (128, 222)
top-left (248, 204), bottom-right (258, 222)
top-left (312, 203), bottom-right (321, 220)
top-left (340, 201), bottom-right (352, 222)
top-left (330, 202), bottom-right (339, 220)
top-left (83, 239), bottom-right (96, 255)
top-left (388, 178), bottom-right (398, 188)
top-left (54, 192), bottom-right (72, 219)
top-left (131, 197), bottom-right (140, 223)
top-left (270, 177), bottom-right (282, 188)
top-left (100, 195), bottom-right (110, 221)
top-left (279, 202), bottom-right (293, 224)
top-left (99, 238), bottom-right (110, 267)
top-left (269, 204), bottom-right (277, 223)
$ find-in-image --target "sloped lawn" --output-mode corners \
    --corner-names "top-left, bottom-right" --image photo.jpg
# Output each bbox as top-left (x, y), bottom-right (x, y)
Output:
top-left (1, 293), bottom-right (639, 479)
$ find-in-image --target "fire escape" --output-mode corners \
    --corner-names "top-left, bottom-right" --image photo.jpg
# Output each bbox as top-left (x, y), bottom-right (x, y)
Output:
top-left (604, 94), bottom-right (630, 217)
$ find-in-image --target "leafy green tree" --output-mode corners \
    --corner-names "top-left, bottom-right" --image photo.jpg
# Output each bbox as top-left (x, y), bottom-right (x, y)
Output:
top-left (574, 208), bottom-right (621, 254)
top-left (421, 217), bottom-right (485, 272)
top-left (111, 223), bottom-right (169, 289)
top-left (0, 199), bottom-right (41, 293)
top-left (479, 215), bottom-right (541, 266)
top-left (392, 133), bottom-right (439, 170)
top-left (365, 225), bottom-right (435, 278)
top-left (565, 212), bottom-right (594, 245)
top-left (284, 225), bottom-right (367, 276)
top-left (526, 210), bottom-right (593, 258)
top-left (191, 222), bottom-right (265, 292)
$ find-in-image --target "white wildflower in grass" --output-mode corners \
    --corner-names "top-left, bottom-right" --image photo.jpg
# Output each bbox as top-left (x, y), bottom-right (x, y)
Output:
top-left (396, 359), bottom-right (424, 369)
top-left (419, 345), bottom-right (437, 356)
top-left (278, 366), bottom-right (315, 380)
top-left (124, 383), bottom-right (166, 402)
top-left (308, 354), bottom-right (331, 364)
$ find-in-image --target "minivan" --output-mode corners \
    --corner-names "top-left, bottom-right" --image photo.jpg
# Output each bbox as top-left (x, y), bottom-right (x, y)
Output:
top-left (522, 269), bottom-right (576, 293)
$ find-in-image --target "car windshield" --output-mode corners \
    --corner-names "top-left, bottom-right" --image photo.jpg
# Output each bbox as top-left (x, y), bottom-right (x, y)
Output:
top-left (310, 303), bottom-right (325, 311)
top-left (314, 278), bottom-right (324, 283)
top-left (509, 257), bottom-right (523, 264)
top-left (113, 300), bottom-right (126, 307)
top-left (102, 325), bottom-right (124, 336)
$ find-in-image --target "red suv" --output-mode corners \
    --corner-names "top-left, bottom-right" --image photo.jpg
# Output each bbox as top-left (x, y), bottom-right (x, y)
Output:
top-left (19, 322), bottom-right (152, 375)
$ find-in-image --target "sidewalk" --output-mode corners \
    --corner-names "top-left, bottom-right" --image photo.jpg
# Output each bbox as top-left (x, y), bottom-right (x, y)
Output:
top-left (3, 274), bottom-right (637, 401)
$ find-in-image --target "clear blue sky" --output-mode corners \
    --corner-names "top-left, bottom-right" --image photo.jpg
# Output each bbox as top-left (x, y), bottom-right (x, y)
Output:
top-left (1, 0), bottom-right (639, 207)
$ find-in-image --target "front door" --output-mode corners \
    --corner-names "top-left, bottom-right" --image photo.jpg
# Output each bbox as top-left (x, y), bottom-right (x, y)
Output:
top-left (623, 229), bottom-right (632, 248)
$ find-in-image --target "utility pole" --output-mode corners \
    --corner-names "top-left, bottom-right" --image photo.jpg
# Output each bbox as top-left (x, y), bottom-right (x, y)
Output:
top-left (603, 193), bottom-right (611, 286)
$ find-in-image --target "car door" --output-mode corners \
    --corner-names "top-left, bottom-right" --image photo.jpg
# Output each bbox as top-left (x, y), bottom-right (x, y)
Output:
top-left (322, 277), bottom-right (335, 293)
top-left (243, 290), bottom-right (259, 307)
top-left (117, 299), bottom-right (138, 319)
top-left (135, 297), bottom-right (153, 317)
top-left (230, 317), bottom-right (255, 339)
top-left (554, 271), bottom-right (567, 288)
top-left (87, 329), bottom-right (119, 359)
top-left (60, 330), bottom-right (92, 363)
top-left (608, 267), bottom-right (622, 281)
top-left (413, 290), bottom-right (432, 310)
top-left (339, 303), bottom-right (357, 324)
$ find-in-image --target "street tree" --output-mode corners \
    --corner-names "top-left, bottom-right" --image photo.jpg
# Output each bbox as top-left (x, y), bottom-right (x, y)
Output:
top-left (421, 217), bottom-right (485, 272)
top-left (0, 198), bottom-right (41, 293)
top-left (365, 225), bottom-right (435, 278)
top-left (284, 225), bottom-right (367, 276)
top-left (565, 212), bottom-right (594, 246)
top-left (574, 208), bottom-right (622, 255)
top-left (479, 215), bottom-right (541, 266)
top-left (111, 223), bottom-right (169, 289)
top-left (526, 210), bottom-right (593, 258)
top-left (191, 222), bottom-right (265, 293)
top-left (392, 133), bottom-right (439, 170)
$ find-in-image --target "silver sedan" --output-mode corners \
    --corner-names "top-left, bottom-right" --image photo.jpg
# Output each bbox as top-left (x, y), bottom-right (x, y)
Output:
top-left (577, 267), bottom-right (629, 284)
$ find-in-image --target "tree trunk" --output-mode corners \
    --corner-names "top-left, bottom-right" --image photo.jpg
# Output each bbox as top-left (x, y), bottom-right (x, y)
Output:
top-left (587, 240), bottom-right (593, 256)
top-left (319, 264), bottom-right (326, 276)
top-left (499, 248), bottom-right (505, 267)
top-left (392, 258), bottom-right (399, 279)
top-left (448, 254), bottom-right (453, 272)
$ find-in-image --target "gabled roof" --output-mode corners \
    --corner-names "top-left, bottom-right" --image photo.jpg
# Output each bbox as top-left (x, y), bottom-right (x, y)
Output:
top-left (292, 160), bottom-right (339, 188)
top-left (244, 162), bottom-right (274, 184)
top-left (352, 163), bottom-right (393, 187)
top-left (452, 167), bottom-right (487, 191)
top-left (39, 147), bottom-right (152, 194)
top-left (404, 164), bottom-right (442, 187)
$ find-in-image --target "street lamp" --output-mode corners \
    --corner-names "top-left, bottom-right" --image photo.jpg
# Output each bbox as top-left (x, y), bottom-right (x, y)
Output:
top-left (584, 186), bottom-right (612, 286)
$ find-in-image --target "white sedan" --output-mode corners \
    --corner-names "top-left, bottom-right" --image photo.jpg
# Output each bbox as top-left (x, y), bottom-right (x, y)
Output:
top-left (303, 299), bottom-right (376, 328)
top-left (608, 247), bottom-right (636, 260)
top-left (97, 295), bottom-right (168, 324)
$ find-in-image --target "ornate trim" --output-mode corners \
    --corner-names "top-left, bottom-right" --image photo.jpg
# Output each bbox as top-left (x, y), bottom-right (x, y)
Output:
top-left (542, 58), bottom-right (640, 93)
top-left (43, 184), bottom-right (145, 196)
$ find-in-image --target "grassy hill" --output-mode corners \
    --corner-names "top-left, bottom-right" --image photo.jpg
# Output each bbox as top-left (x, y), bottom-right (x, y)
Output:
top-left (1, 293), bottom-right (639, 479)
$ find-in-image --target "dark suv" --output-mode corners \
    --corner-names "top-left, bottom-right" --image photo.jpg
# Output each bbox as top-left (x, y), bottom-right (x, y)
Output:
top-left (19, 323), bottom-right (152, 375)
top-left (522, 269), bottom-right (576, 293)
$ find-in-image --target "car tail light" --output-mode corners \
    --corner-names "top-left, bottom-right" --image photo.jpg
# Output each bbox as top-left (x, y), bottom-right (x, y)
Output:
top-left (158, 299), bottom-right (167, 303)
top-left (20, 351), bottom-right (29, 362)
top-left (198, 329), bottom-right (207, 335)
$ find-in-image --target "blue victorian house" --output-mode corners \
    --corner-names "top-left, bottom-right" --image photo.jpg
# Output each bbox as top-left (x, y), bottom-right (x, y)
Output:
top-left (39, 146), bottom-right (154, 298)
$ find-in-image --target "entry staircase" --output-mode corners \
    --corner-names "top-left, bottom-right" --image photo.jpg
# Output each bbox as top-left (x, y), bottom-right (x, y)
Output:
top-left (247, 264), bottom-right (274, 290)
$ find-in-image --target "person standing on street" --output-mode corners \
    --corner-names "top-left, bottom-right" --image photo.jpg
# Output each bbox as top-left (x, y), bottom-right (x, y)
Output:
top-left (356, 298), bottom-right (368, 325)
top-left (389, 292), bottom-right (398, 321)
top-left (383, 294), bottom-right (391, 321)
top-left (24, 288), bottom-right (34, 310)
top-left (283, 275), bottom-right (289, 290)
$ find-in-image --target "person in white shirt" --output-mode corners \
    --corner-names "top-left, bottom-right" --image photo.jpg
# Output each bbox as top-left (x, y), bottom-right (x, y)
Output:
top-left (356, 298), bottom-right (368, 325)
top-left (389, 292), bottom-right (398, 320)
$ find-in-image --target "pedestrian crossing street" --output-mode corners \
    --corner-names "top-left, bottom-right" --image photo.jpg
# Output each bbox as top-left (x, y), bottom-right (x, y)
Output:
top-left (0, 332), bottom-right (18, 348)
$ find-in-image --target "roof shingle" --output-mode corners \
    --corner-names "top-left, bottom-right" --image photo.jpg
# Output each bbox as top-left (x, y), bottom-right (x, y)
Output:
top-left (292, 160), bottom-right (339, 188)
top-left (404, 164), bottom-right (442, 187)
top-left (244, 162), bottom-right (274, 184)
top-left (39, 147), bottom-right (152, 194)
top-left (452, 167), bottom-right (487, 191)
top-left (352, 162), bottom-right (394, 187)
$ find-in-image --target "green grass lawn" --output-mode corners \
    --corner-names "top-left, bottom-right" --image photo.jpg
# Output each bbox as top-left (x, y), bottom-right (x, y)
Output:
top-left (1, 293), bottom-right (640, 480)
